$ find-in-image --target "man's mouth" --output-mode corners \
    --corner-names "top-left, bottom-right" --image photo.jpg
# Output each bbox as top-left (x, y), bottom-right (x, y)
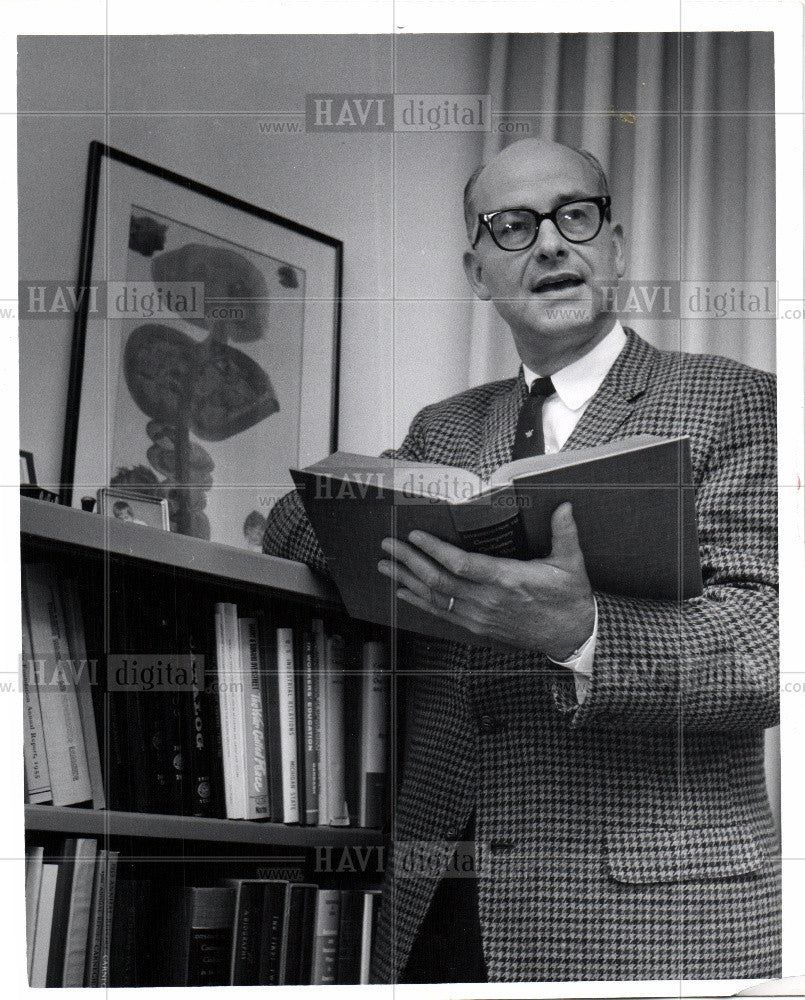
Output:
top-left (530, 273), bottom-right (585, 294)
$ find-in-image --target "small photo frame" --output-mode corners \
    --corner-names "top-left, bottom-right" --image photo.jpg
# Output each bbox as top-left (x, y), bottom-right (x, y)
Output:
top-left (20, 450), bottom-right (36, 486)
top-left (97, 487), bottom-right (170, 531)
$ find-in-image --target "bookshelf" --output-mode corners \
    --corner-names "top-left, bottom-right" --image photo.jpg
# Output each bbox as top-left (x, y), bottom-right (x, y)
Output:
top-left (21, 496), bottom-right (388, 987)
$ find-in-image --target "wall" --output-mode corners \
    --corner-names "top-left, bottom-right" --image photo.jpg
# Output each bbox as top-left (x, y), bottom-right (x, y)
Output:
top-left (18, 34), bottom-right (491, 487)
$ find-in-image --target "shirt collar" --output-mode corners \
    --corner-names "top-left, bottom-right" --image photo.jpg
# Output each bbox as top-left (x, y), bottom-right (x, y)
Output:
top-left (522, 320), bottom-right (627, 412)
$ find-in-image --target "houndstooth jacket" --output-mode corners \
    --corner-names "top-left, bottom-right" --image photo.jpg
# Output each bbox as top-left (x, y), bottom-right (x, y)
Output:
top-left (262, 329), bottom-right (781, 983)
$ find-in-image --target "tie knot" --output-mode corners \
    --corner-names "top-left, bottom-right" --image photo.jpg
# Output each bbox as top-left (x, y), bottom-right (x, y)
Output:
top-left (529, 376), bottom-right (555, 400)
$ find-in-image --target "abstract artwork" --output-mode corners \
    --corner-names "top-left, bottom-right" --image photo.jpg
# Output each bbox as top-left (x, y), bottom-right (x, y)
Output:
top-left (63, 144), bottom-right (341, 550)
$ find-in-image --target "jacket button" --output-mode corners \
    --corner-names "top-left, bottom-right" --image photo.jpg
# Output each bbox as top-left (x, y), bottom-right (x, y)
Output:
top-left (479, 714), bottom-right (497, 734)
top-left (444, 826), bottom-right (459, 840)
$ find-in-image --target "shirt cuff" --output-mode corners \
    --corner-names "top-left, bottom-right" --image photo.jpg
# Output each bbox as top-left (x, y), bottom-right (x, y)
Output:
top-left (546, 597), bottom-right (598, 704)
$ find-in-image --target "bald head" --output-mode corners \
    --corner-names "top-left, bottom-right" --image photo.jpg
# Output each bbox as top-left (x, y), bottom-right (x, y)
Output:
top-left (463, 138), bottom-right (610, 242)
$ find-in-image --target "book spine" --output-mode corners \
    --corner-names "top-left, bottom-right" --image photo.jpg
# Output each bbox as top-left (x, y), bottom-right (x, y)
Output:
top-left (359, 890), bottom-right (380, 985)
top-left (97, 850), bottom-right (118, 988)
top-left (325, 634), bottom-right (349, 826)
top-left (62, 837), bottom-right (98, 986)
top-left (301, 631), bottom-right (320, 825)
top-left (45, 837), bottom-right (77, 986)
top-left (312, 619), bottom-right (329, 824)
top-left (276, 627), bottom-right (299, 823)
top-left (214, 603), bottom-right (246, 818)
top-left (84, 849), bottom-right (106, 987)
top-left (20, 602), bottom-right (51, 804)
top-left (183, 888), bottom-right (235, 987)
top-left (239, 618), bottom-right (270, 819)
top-left (30, 862), bottom-right (58, 987)
top-left (336, 889), bottom-right (364, 984)
top-left (25, 846), bottom-right (45, 980)
top-left (226, 881), bottom-right (264, 985)
top-left (257, 612), bottom-right (282, 823)
top-left (257, 882), bottom-right (288, 985)
top-left (311, 888), bottom-right (341, 984)
top-left (23, 565), bottom-right (92, 806)
top-left (359, 640), bottom-right (389, 828)
top-left (59, 579), bottom-right (106, 810)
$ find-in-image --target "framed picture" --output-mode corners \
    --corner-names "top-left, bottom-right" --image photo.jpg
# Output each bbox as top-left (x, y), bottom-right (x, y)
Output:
top-left (19, 450), bottom-right (36, 486)
top-left (61, 142), bottom-right (342, 550)
top-left (97, 487), bottom-right (170, 531)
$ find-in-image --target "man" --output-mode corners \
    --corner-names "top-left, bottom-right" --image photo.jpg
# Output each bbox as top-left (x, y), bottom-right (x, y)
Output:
top-left (263, 138), bottom-right (780, 983)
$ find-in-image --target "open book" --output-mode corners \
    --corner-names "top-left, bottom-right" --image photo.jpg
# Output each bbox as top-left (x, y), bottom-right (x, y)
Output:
top-left (291, 435), bottom-right (702, 643)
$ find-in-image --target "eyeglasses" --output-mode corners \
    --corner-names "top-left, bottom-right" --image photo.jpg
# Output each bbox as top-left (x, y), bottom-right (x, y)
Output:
top-left (472, 196), bottom-right (611, 251)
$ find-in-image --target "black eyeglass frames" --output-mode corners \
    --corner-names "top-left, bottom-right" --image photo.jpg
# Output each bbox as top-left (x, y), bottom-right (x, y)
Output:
top-left (472, 196), bottom-right (612, 251)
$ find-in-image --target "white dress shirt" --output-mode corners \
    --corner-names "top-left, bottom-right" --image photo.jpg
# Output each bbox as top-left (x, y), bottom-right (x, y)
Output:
top-left (521, 319), bottom-right (627, 702)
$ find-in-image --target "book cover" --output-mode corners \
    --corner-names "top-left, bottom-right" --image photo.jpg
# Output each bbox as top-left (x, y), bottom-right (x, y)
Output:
top-left (45, 836), bottom-right (77, 986)
top-left (292, 437), bottom-right (702, 643)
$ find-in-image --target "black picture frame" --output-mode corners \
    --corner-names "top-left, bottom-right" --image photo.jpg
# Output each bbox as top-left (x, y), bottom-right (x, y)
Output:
top-left (61, 142), bottom-right (342, 550)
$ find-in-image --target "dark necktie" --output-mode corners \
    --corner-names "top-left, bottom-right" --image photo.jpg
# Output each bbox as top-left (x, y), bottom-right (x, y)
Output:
top-left (512, 375), bottom-right (555, 459)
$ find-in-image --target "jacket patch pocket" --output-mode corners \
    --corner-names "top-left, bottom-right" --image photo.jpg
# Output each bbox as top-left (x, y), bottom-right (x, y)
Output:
top-left (606, 823), bottom-right (766, 884)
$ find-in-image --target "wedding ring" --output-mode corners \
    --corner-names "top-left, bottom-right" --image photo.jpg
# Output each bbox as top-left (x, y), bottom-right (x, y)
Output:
top-left (447, 596), bottom-right (456, 613)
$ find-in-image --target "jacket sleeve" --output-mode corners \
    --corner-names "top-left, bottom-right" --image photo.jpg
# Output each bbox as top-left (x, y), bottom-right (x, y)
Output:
top-left (548, 370), bottom-right (778, 734)
top-left (261, 414), bottom-right (429, 574)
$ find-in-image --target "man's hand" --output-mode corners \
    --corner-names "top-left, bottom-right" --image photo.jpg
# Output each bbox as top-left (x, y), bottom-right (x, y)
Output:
top-left (377, 501), bottom-right (596, 659)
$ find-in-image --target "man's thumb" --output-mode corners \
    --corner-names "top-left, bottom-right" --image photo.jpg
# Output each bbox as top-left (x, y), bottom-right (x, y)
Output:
top-left (549, 502), bottom-right (581, 561)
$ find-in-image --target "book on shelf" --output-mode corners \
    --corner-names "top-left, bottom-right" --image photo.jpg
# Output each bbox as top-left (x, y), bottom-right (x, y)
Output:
top-left (29, 862), bottom-right (58, 987)
top-left (257, 880), bottom-right (288, 985)
top-left (324, 633), bottom-right (349, 827)
top-left (238, 616), bottom-right (270, 819)
top-left (276, 626), bottom-right (300, 824)
top-left (84, 849), bottom-right (119, 988)
top-left (21, 606), bottom-right (51, 805)
top-left (360, 889), bottom-right (382, 985)
top-left (360, 640), bottom-right (390, 829)
top-left (25, 845), bottom-right (45, 979)
top-left (291, 436), bottom-right (703, 643)
top-left (163, 886), bottom-right (235, 987)
top-left (59, 577), bottom-right (106, 810)
top-left (312, 618), bottom-right (330, 824)
top-left (224, 878), bottom-right (266, 985)
top-left (300, 629), bottom-right (321, 825)
top-left (311, 887), bottom-right (341, 984)
top-left (26, 836), bottom-right (383, 986)
top-left (22, 564), bottom-right (93, 806)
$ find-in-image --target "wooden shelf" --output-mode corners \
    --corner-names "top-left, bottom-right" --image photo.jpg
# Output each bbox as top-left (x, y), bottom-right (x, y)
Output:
top-left (20, 496), bottom-right (339, 604)
top-left (25, 805), bottom-right (384, 847)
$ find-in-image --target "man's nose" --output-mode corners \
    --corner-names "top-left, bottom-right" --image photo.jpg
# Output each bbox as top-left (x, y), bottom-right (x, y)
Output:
top-left (530, 218), bottom-right (568, 260)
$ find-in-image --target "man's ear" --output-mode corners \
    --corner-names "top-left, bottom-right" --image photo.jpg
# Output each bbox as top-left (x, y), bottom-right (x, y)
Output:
top-left (610, 221), bottom-right (626, 278)
top-left (463, 248), bottom-right (492, 301)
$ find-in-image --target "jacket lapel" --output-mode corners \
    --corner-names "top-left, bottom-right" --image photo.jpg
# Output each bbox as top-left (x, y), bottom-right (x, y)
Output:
top-left (560, 328), bottom-right (655, 452)
top-left (474, 373), bottom-right (529, 480)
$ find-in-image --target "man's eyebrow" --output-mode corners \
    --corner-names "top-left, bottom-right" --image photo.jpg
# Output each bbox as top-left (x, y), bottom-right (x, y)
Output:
top-left (487, 191), bottom-right (601, 211)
